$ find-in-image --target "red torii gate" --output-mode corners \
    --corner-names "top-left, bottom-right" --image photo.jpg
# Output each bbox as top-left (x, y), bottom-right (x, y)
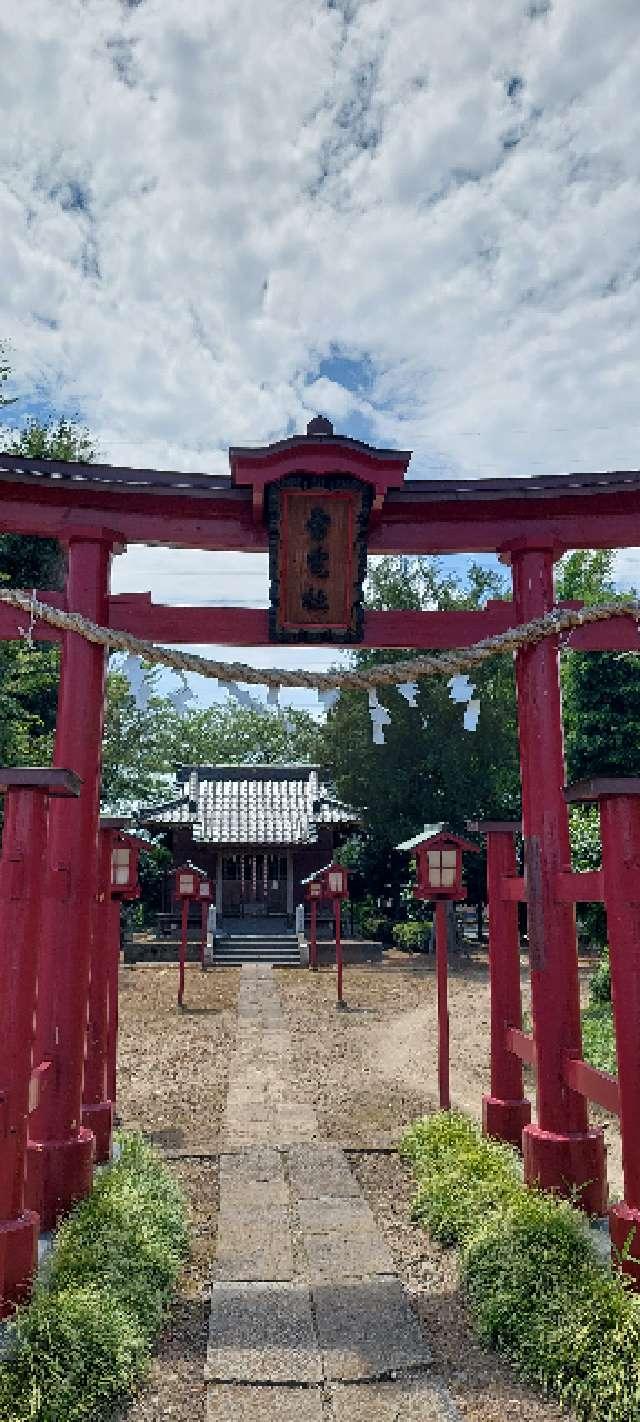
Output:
top-left (1, 420), bottom-right (640, 1299)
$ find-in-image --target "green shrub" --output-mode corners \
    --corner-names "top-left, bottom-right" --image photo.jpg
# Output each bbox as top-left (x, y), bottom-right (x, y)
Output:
top-left (401, 1114), bottom-right (521, 1246)
top-left (590, 948), bottom-right (611, 1003)
top-left (582, 1000), bottom-right (616, 1074)
top-left (0, 1135), bottom-right (188, 1422)
top-left (359, 912), bottom-right (394, 944)
top-left (402, 1111), bottom-right (640, 1422)
top-left (392, 920), bottom-right (432, 952)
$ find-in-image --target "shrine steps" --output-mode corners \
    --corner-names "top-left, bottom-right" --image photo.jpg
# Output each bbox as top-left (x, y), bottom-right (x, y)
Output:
top-left (213, 933), bottom-right (301, 968)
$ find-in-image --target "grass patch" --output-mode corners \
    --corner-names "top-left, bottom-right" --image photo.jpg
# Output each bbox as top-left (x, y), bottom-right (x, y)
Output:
top-left (582, 999), bottom-right (616, 1074)
top-left (401, 1112), bottom-right (640, 1422)
top-left (0, 1134), bottom-right (188, 1422)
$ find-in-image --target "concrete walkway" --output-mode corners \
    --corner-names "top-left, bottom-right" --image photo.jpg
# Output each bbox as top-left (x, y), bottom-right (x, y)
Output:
top-left (206, 965), bottom-right (461, 1420)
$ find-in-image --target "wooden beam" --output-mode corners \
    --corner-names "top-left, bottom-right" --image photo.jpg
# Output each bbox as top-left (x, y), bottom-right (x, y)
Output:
top-left (1, 461), bottom-right (640, 553)
top-left (563, 1056), bottom-right (620, 1114)
top-left (555, 870), bottom-right (605, 903)
top-left (506, 1026), bottom-right (537, 1066)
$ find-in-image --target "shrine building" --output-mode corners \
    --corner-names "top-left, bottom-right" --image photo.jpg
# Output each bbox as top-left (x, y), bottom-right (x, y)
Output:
top-left (138, 763), bottom-right (359, 922)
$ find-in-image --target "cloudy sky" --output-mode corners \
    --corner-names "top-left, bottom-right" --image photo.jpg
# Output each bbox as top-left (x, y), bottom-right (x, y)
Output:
top-left (1, 0), bottom-right (640, 693)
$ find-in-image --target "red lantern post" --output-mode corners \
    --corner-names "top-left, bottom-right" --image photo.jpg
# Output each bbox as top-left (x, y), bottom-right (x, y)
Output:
top-left (323, 863), bottom-right (349, 1004)
top-left (173, 863), bottom-right (208, 1006)
top-left (411, 829), bottom-right (478, 1111)
top-left (467, 820), bottom-right (532, 1149)
top-left (0, 768), bottom-right (81, 1316)
top-left (304, 877), bottom-right (323, 971)
top-left (198, 876), bottom-right (212, 970)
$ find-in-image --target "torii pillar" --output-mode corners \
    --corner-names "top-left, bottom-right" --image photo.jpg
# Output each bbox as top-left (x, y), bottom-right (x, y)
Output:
top-left (508, 543), bottom-right (607, 1213)
top-left (26, 530), bottom-right (120, 1228)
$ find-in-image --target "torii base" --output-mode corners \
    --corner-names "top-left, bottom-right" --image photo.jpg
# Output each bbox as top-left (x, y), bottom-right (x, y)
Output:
top-left (523, 1123), bottom-right (607, 1216)
top-left (482, 1094), bottom-right (532, 1151)
top-left (0, 1211), bottom-right (39, 1318)
top-left (25, 1129), bottom-right (95, 1232)
top-left (81, 1101), bottom-right (114, 1165)
top-left (609, 1202), bottom-right (640, 1288)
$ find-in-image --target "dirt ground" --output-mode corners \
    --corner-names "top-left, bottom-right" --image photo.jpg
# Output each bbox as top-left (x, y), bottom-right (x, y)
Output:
top-left (115, 953), bottom-right (619, 1422)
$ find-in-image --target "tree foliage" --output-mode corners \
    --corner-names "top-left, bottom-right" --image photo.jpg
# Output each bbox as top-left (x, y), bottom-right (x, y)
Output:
top-left (101, 666), bottom-right (321, 810)
top-left (556, 550), bottom-right (640, 781)
top-left (321, 556), bottom-right (521, 897)
top-left (0, 400), bottom-right (97, 767)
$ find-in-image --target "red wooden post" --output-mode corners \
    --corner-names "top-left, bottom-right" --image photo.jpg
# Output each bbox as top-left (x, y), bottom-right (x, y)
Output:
top-left (435, 899), bottom-right (451, 1111)
top-left (81, 828), bottom-right (114, 1164)
top-left (200, 900), bottom-right (208, 969)
top-left (310, 899), bottom-right (318, 971)
top-left (0, 769), bottom-right (80, 1315)
top-left (105, 893), bottom-right (121, 1109)
top-left (335, 899), bottom-right (343, 1003)
top-left (510, 546), bottom-right (606, 1213)
top-left (573, 781), bottom-right (640, 1279)
top-left (179, 897), bottom-right (189, 1007)
top-left (476, 822), bottom-right (531, 1148)
top-left (26, 534), bottom-right (116, 1229)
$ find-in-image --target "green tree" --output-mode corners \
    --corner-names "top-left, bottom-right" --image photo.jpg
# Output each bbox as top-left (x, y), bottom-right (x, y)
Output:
top-left (101, 666), bottom-right (322, 811)
top-left (556, 550), bottom-right (640, 781)
top-left (321, 556), bottom-right (520, 901)
top-left (0, 392), bottom-right (96, 766)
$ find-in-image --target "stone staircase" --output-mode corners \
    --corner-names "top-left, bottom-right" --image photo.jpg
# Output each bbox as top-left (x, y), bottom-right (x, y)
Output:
top-left (213, 930), bottom-right (301, 968)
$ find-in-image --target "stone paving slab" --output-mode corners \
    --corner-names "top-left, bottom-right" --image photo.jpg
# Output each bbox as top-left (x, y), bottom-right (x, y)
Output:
top-left (303, 1229), bottom-right (395, 1281)
top-left (219, 1146), bottom-right (285, 1183)
top-left (288, 1145), bottom-right (362, 1199)
top-left (206, 1282), bottom-right (321, 1384)
top-left (313, 1277), bottom-right (431, 1381)
top-left (207, 1385), bottom-right (324, 1420)
top-left (218, 1177), bottom-right (289, 1211)
top-left (329, 1378), bottom-right (459, 1420)
top-left (214, 1223), bottom-right (294, 1282)
top-left (296, 1197), bottom-right (378, 1233)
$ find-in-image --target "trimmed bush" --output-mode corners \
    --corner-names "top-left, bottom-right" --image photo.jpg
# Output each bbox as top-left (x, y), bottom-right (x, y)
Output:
top-left (401, 1112), bottom-right (640, 1422)
top-left (392, 920), bottom-right (432, 953)
top-left (0, 1134), bottom-right (188, 1422)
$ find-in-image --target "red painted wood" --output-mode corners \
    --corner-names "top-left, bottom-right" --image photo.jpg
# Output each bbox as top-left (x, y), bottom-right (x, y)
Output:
top-left (555, 870), bottom-right (604, 903)
top-left (599, 793), bottom-right (640, 1209)
top-left (178, 898), bottom-right (188, 1008)
top-left (106, 895), bottom-right (121, 1108)
top-left (563, 1056), bottom-right (620, 1115)
top-left (0, 784), bottom-right (49, 1314)
top-left (435, 900), bottom-right (450, 1110)
top-left (310, 900), bottom-right (318, 972)
top-left (26, 535), bottom-right (114, 1229)
top-left (1, 472), bottom-right (640, 552)
top-left (81, 827), bottom-right (115, 1163)
top-left (335, 900), bottom-right (343, 1004)
top-left (500, 876), bottom-right (527, 902)
top-left (511, 546), bottom-right (607, 1213)
top-left (506, 1027), bottom-right (538, 1066)
top-left (482, 829), bottom-right (531, 1147)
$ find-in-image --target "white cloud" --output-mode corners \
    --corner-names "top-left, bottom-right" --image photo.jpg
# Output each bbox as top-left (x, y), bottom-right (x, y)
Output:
top-left (2, 0), bottom-right (640, 630)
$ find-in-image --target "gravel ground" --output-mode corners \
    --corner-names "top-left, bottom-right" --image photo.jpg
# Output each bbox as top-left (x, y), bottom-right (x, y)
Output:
top-left (117, 963), bottom-right (238, 1151)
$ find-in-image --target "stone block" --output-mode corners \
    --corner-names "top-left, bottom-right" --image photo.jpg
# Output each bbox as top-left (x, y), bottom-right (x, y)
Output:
top-left (206, 1282), bottom-right (321, 1384)
top-left (313, 1276), bottom-right (431, 1380)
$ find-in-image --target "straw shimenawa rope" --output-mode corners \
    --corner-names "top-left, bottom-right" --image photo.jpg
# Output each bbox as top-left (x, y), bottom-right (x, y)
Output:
top-left (1, 587), bottom-right (638, 693)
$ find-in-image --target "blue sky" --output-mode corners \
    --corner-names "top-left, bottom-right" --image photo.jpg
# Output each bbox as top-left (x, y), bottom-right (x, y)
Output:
top-left (2, 0), bottom-right (640, 704)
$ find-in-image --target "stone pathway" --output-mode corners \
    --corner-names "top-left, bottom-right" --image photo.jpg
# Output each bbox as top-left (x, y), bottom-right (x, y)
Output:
top-left (206, 966), bottom-right (461, 1419)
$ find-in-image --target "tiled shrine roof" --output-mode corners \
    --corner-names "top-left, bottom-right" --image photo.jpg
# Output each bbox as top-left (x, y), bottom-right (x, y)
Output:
top-left (137, 764), bottom-right (360, 847)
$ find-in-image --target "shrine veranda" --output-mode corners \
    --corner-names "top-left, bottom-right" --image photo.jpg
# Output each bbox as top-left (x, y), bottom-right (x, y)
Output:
top-left (1, 419), bottom-right (640, 1315)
